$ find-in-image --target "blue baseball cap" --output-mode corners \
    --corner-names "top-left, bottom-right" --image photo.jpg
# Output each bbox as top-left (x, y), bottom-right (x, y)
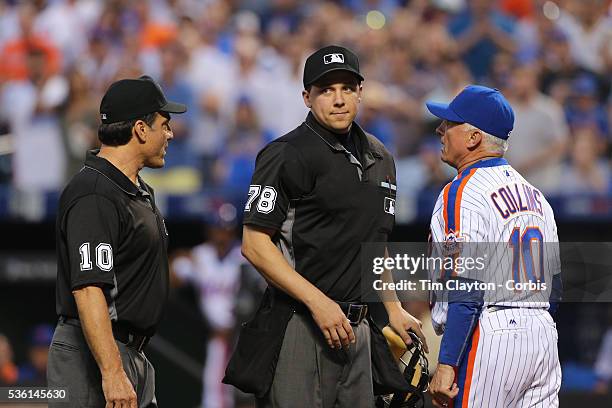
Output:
top-left (426, 85), bottom-right (515, 140)
top-left (572, 75), bottom-right (597, 96)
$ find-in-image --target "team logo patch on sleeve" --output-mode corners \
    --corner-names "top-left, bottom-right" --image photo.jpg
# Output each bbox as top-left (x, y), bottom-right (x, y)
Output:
top-left (442, 232), bottom-right (465, 256)
top-left (384, 197), bottom-right (395, 215)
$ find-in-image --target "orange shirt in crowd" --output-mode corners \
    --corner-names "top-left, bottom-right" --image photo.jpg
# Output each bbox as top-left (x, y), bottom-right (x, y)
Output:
top-left (0, 361), bottom-right (18, 385)
top-left (501, 0), bottom-right (534, 19)
top-left (140, 23), bottom-right (177, 48)
top-left (0, 36), bottom-right (62, 81)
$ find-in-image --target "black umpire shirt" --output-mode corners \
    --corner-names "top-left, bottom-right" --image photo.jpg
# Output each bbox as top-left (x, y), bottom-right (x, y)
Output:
top-left (55, 150), bottom-right (169, 336)
top-left (243, 111), bottom-right (396, 302)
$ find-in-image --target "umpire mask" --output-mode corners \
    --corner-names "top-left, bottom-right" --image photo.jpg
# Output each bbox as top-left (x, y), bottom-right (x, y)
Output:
top-left (377, 327), bottom-right (430, 408)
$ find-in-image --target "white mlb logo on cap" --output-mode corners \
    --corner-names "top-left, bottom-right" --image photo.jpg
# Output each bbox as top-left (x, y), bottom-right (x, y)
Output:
top-left (323, 53), bottom-right (344, 64)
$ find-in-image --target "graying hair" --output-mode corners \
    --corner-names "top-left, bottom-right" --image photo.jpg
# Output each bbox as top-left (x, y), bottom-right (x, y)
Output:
top-left (465, 124), bottom-right (509, 154)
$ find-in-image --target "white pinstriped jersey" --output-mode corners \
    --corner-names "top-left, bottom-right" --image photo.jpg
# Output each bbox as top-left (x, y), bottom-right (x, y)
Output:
top-left (429, 159), bottom-right (560, 335)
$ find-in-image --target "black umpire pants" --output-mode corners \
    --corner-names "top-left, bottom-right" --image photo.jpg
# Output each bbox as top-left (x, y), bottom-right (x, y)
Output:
top-left (47, 320), bottom-right (157, 407)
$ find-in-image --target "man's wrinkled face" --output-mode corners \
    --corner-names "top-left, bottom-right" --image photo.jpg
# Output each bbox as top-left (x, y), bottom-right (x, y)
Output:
top-left (303, 71), bottom-right (362, 134)
top-left (435, 120), bottom-right (470, 168)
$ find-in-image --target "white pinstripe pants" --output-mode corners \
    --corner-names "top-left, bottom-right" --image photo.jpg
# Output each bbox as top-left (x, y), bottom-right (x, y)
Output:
top-left (455, 308), bottom-right (561, 408)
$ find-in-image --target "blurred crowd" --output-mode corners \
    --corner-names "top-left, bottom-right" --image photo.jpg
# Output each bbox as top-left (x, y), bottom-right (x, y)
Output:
top-left (0, 324), bottom-right (53, 387)
top-left (0, 0), bottom-right (610, 220)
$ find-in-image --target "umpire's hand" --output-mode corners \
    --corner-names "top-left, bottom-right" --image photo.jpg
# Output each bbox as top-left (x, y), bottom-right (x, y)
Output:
top-left (102, 367), bottom-right (137, 408)
top-left (309, 293), bottom-right (356, 349)
top-left (387, 307), bottom-right (429, 353)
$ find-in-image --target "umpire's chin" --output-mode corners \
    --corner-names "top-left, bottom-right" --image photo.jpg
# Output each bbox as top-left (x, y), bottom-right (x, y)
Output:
top-left (145, 141), bottom-right (171, 168)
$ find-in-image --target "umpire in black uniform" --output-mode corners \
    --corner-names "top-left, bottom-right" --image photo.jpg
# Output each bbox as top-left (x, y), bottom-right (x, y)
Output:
top-left (224, 45), bottom-right (428, 407)
top-left (47, 76), bottom-right (186, 408)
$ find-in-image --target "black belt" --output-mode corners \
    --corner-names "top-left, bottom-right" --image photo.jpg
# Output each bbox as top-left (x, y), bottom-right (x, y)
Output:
top-left (336, 302), bottom-right (369, 325)
top-left (487, 305), bottom-right (547, 313)
top-left (293, 301), bottom-right (369, 325)
top-left (58, 316), bottom-right (150, 352)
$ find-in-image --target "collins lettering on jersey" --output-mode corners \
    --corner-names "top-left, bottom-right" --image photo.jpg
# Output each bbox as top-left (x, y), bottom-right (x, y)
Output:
top-left (490, 183), bottom-right (544, 220)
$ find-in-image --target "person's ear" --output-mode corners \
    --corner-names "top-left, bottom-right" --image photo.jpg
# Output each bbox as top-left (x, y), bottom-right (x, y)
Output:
top-left (466, 128), bottom-right (482, 149)
top-left (302, 89), bottom-right (312, 108)
top-left (133, 120), bottom-right (147, 143)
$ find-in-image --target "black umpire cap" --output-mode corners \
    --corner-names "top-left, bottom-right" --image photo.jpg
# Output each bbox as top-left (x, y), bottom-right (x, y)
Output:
top-left (303, 45), bottom-right (364, 88)
top-left (100, 75), bottom-right (187, 124)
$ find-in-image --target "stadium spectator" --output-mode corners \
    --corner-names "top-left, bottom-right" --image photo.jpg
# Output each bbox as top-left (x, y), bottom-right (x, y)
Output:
top-left (60, 68), bottom-right (99, 177)
top-left (504, 64), bottom-right (569, 192)
top-left (0, 334), bottom-right (18, 386)
top-left (259, 0), bottom-right (304, 34)
top-left (395, 136), bottom-right (454, 220)
top-left (358, 80), bottom-right (396, 153)
top-left (448, 0), bottom-right (516, 80)
top-left (381, 45), bottom-right (429, 157)
top-left (0, 3), bottom-right (61, 82)
top-left (157, 43), bottom-right (197, 168)
top-left (513, 0), bottom-right (559, 64)
top-left (185, 2), bottom-right (234, 172)
top-left (561, 125), bottom-right (611, 195)
top-left (213, 96), bottom-right (270, 193)
top-left (540, 28), bottom-right (611, 106)
top-left (76, 31), bottom-right (122, 93)
top-left (488, 50), bottom-right (514, 89)
top-left (17, 324), bottom-right (53, 386)
top-left (31, 0), bottom-right (100, 66)
top-left (135, 1), bottom-right (178, 50)
top-left (225, 35), bottom-right (278, 139)
top-left (0, 47), bottom-right (68, 199)
top-left (564, 75), bottom-right (610, 139)
top-left (556, 0), bottom-right (612, 75)
top-left (422, 54), bottom-right (473, 121)
top-left (262, 32), bottom-right (310, 136)
top-left (416, 137), bottom-right (454, 198)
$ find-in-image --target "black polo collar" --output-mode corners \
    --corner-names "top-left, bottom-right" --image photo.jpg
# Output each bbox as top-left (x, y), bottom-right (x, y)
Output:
top-left (304, 112), bottom-right (382, 168)
top-left (83, 150), bottom-right (149, 197)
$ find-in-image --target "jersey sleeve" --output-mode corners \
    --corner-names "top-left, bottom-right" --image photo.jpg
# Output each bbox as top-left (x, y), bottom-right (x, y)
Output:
top-left (243, 141), bottom-right (312, 230)
top-left (64, 194), bottom-right (120, 290)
